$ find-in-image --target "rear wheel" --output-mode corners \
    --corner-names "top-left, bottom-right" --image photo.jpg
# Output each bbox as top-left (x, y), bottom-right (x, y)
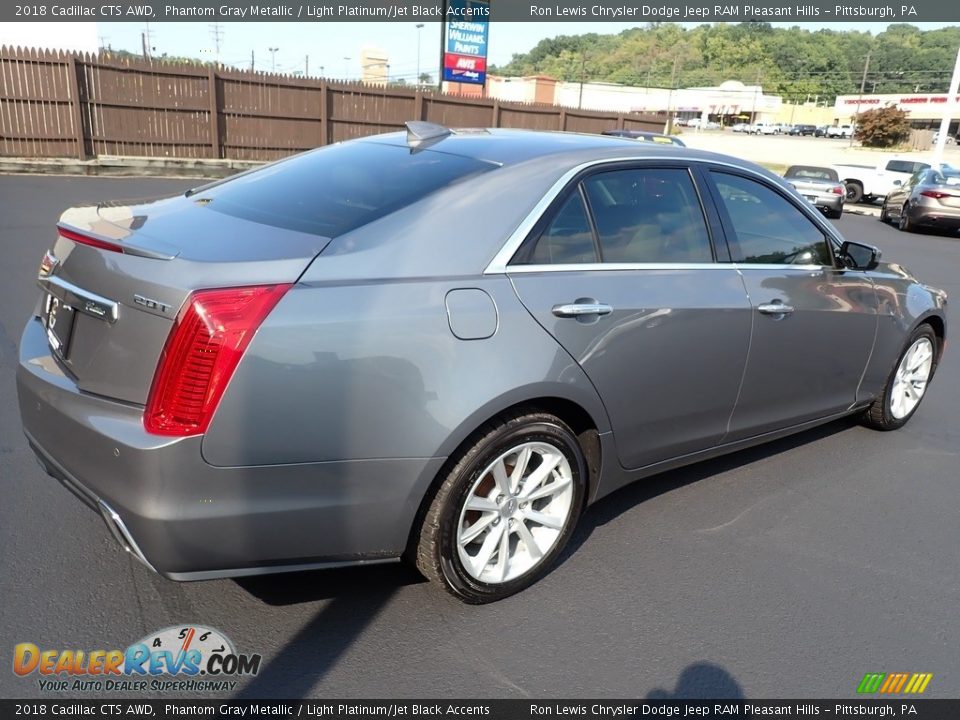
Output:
top-left (845, 182), bottom-right (864, 204)
top-left (898, 203), bottom-right (914, 232)
top-left (415, 412), bottom-right (587, 603)
top-left (861, 325), bottom-right (938, 431)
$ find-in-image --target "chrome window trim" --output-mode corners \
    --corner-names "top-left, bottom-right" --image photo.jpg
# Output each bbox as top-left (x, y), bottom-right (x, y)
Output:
top-left (484, 155), bottom-right (847, 275)
top-left (506, 262), bottom-right (738, 274)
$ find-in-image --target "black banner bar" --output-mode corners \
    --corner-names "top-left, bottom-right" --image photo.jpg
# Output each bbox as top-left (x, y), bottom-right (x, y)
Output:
top-left (4, 0), bottom-right (960, 23)
top-left (2, 700), bottom-right (960, 719)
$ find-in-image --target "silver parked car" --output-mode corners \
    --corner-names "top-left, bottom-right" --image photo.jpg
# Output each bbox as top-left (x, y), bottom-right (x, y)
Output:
top-left (783, 165), bottom-right (845, 219)
top-left (881, 166), bottom-right (960, 234)
top-left (17, 125), bottom-right (948, 603)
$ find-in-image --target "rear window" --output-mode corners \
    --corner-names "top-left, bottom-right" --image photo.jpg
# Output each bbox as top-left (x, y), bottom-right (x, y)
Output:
top-left (785, 166), bottom-right (839, 182)
top-left (192, 141), bottom-right (496, 237)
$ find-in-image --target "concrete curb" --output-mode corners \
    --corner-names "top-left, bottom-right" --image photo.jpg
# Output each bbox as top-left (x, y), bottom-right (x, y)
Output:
top-left (0, 156), bottom-right (262, 179)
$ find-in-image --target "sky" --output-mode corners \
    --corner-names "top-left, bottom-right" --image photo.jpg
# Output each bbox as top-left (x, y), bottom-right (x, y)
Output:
top-left (0, 21), bottom-right (955, 83)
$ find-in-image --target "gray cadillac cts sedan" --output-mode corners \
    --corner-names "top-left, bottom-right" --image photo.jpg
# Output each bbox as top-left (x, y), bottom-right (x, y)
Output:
top-left (17, 125), bottom-right (947, 603)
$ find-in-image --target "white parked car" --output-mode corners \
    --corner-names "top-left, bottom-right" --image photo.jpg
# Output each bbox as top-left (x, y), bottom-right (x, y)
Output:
top-left (826, 124), bottom-right (854, 139)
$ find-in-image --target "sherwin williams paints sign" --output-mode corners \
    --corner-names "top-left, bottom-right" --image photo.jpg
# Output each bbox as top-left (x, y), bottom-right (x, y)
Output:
top-left (443, 0), bottom-right (490, 85)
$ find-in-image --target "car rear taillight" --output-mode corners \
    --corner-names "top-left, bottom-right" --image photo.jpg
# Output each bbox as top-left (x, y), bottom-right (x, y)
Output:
top-left (920, 190), bottom-right (953, 199)
top-left (58, 226), bottom-right (123, 253)
top-left (831, 186), bottom-right (844, 195)
top-left (144, 284), bottom-right (293, 436)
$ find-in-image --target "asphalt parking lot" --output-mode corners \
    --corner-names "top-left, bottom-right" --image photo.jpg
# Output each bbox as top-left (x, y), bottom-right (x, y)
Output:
top-left (1, 174), bottom-right (958, 700)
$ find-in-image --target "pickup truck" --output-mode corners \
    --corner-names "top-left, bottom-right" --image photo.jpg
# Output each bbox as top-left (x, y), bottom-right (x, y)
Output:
top-left (831, 157), bottom-right (945, 203)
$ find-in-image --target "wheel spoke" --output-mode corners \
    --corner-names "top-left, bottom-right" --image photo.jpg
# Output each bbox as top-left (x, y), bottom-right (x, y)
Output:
top-left (522, 508), bottom-right (565, 530)
top-left (471, 521), bottom-right (506, 574)
top-left (519, 452), bottom-right (563, 498)
top-left (493, 524), bottom-right (512, 582)
top-left (908, 347), bottom-right (931, 372)
top-left (524, 476), bottom-right (572, 502)
top-left (465, 496), bottom-right (499, 513)
top-left (509, 446), bottom-right (532, 490)
top-left (460, 513), bottom-right (497, 544)
top-left (514, 519), bottom-right (543, 561)
top-left (491, 459), bottom-right (512, 496)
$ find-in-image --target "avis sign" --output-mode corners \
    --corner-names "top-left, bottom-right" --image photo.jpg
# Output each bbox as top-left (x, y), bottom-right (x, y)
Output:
top-left (443, 0), bottom-right (489, 85)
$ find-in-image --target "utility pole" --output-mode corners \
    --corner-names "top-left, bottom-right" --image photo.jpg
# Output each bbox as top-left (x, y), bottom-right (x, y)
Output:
top-left (850, 50), bottom-right (871, 147)
top-left (577, 47), bottom-right (587, 110)
top-left (269, 47), bottom-right (279, 73)
top-left (250, 50), bottom-right (255, 71)
top-left (416, 23), bottom-right (424, 87)
top-left (142, 22), bottom-right (152, 59)
top-left (933, 46), bottom-right (960, 165)
top-left (209, 23), bottom-right (224, 65)
top-left (666, 55), bottom-right (680, 133)
top-left (305, 55), bottom-right (309, 77)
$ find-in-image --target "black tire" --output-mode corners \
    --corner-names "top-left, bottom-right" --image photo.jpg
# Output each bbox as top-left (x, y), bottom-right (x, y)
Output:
top-left (845, 182), bottom-right (864, 204)
top-left (879, 200), bottom-right (890, 223)
top-left (898, 203), bottom-right (914, 232)
top-left (414, 412), bottom-right (587, 604)
top-left (861, 324), bottom-right (939, 431)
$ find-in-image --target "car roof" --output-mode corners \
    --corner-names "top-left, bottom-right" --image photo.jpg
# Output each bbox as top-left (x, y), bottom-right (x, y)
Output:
top-left (357, 128), bottom-right (706, 167)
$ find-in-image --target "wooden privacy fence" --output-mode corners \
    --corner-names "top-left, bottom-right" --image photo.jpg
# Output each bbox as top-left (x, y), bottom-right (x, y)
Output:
top-left (0, 47), bottom-right (664, 161)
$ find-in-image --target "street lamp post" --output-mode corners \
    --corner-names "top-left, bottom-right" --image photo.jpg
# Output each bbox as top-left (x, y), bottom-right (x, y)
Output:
top-left (343, 56), bottom-right (351, 80)
top-left (268, 47), bottom-right (278, 73)
top-left (416, 23), bottom-right (424, 87)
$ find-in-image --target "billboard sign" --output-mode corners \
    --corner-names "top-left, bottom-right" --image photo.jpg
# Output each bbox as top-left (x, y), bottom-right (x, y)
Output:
top-left (443, 0), bottom-right (489, 85)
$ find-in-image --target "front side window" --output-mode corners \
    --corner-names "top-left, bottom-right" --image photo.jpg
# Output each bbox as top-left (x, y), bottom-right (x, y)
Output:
top-left (711, 172), bottom-right (832, 266)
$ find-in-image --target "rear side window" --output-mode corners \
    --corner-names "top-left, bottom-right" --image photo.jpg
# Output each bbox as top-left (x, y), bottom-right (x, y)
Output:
top-left (193, 141), bottom-right (496, 237)
top-left (584, 168), bottom-right (713, 263)
top-left (711, 172), bottom-right (831, 266)
top-left (529, 191), bottom-right (598, 264)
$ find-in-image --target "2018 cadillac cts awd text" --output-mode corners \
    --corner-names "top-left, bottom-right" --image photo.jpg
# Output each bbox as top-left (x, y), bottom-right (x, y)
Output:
top-left (17, 125), bottom-right (947, 603)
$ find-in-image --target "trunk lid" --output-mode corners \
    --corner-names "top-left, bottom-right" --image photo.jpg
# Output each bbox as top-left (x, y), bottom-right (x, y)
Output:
top-left (42, 193), bottom-right (330, 405)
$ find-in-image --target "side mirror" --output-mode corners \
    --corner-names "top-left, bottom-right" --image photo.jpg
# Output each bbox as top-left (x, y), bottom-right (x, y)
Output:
top-left (892, 179), bottom-right (902, 187)
top-left (839, 240), bottom-right (881, 271)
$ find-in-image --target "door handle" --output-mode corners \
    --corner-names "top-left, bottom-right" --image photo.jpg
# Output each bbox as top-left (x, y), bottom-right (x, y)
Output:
top-left (757, 302), bottom-right (795, 315)
top-left (551, 302), bottom-right (613, 318)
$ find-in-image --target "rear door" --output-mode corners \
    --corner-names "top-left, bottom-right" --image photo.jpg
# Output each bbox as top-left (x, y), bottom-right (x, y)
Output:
top-left (508, 163), bottom-right (752, 470)
top-left (703, 168), bottom-right (879, 441)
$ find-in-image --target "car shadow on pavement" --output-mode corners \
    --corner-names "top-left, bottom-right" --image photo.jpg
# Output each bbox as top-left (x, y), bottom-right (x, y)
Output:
top-left (235, 562), bottom-right (424, 605)
top-left (564, 416), bottom-right (861, 559)
top-left (232, 566), bottom-right (420, 699)
top-left (647, 662), bottom-right (745, 699)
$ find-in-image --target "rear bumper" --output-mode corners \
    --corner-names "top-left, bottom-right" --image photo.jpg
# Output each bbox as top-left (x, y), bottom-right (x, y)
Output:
top-left (814, 195), bottom-right (844, 213)
top-left (17, 317), bottom-right (444, 580)
top-left (911, 204), bottom-right (960, 229)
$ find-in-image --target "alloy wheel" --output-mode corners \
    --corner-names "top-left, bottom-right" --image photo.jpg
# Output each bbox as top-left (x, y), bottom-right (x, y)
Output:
top-left (456, 441), bottom-right (574, 584)
top-left (890, 337), bottom-right (934, 419)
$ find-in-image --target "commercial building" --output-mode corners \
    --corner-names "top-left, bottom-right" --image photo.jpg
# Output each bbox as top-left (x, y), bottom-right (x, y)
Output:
top-left (834, 92), bottom-right (960, 134)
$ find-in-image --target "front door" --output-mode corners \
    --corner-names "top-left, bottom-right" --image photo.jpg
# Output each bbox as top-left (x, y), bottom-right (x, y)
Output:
top-left (704, 169), bottom-right (879, 441)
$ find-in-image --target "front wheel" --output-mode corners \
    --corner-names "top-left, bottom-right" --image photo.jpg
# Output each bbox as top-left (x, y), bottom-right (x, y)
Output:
top-left (861, 325), bottom-right (938, 431)
top-left (414, 412), bottom-right (587, 603)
